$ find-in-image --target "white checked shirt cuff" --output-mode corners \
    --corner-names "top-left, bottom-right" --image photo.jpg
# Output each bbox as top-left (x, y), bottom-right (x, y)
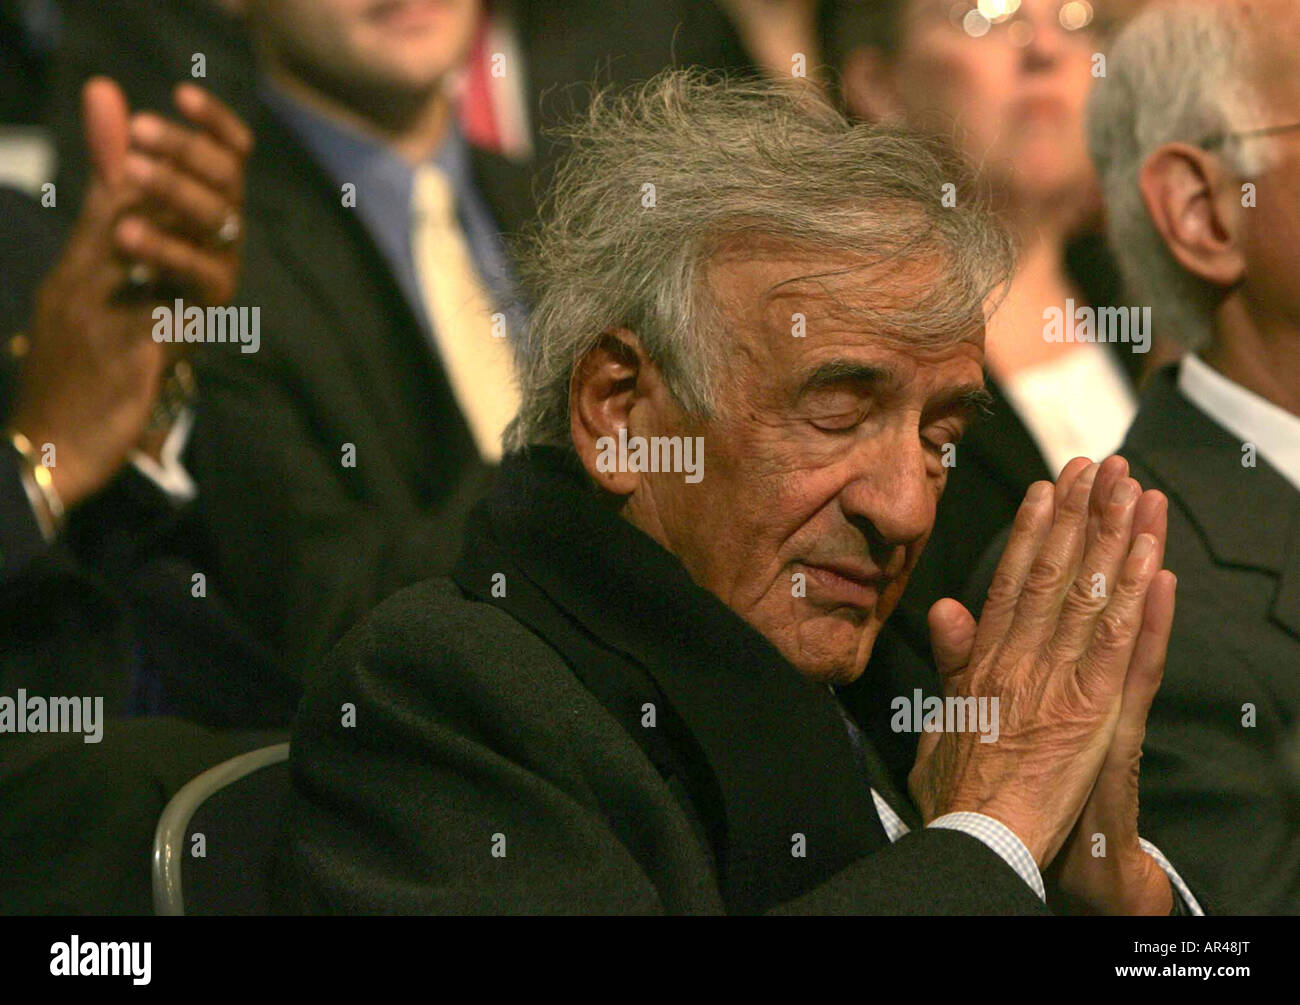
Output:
top-left (872, 789), bottom-right (1204, 914)
top-left (868, 791), bottom-right (1045, 898)
top-left (928, 811), bottom-right (1046, 902)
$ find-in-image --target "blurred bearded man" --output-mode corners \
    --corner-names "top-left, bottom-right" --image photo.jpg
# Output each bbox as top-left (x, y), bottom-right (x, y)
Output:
top-left (193, 0), bottom-right (534, 678)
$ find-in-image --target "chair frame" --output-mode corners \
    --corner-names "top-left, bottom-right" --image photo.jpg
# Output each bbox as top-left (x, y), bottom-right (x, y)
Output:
top-left (151, 742), bottom-right (291, 916)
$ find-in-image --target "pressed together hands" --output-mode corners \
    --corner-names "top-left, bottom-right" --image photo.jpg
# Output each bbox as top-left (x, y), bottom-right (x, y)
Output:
top-left (913, 454), bottom-right (1177, 914)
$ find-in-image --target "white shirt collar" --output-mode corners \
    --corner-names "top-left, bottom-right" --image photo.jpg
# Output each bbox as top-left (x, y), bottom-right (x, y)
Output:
top-left (128, 407), bottom-right (197, 505)
top-left (1177, 354), bottom-right (1300, 493)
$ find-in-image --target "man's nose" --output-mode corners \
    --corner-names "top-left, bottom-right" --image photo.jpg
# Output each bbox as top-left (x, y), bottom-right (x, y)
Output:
top-left (838, 433), bottom-right (936, 550)
top-left (1020, 12), bottom-right (1068, 68)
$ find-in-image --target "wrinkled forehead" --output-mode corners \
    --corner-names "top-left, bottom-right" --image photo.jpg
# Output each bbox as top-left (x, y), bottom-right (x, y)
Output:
top-left (701, 236), bottom-right (987, 361)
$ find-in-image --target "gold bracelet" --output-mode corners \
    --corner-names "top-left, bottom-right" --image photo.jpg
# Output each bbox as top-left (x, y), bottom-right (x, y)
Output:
top-left (7, 429), bottom-right (65, 539)
top-left (5, 332), bottom-right (29, 361)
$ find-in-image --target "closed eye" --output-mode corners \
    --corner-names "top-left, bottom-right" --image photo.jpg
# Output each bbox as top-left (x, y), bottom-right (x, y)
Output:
top-left (806, 400), bottom-right (868, 431)
top-left (922, 422), bottom-right (966, 453)
top-left (810, 413), bottom-right (865, 433)
top-left (806, 395), bottom-right (869, 433)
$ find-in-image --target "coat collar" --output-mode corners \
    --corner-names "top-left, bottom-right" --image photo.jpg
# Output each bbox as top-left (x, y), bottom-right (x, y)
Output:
top-left (1123, 366), bottom-right (1300, 640)
top-left (452, 446), bottom-right (890, 912)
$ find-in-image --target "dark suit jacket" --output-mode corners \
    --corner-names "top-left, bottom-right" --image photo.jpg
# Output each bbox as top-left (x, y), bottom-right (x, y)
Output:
top-left (274, 447), bottom-right (1049, 914)
top-left (1119, 366), bottom-right (1300, 914)
top-left (190, 105), bottom-right (536, 678)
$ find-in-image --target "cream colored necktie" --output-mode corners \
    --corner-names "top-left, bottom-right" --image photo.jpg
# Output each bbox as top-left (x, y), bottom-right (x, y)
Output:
top-left (411, 163), bottom-right (519, 462)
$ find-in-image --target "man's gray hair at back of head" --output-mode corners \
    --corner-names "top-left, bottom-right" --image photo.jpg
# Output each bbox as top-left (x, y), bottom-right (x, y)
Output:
top-left (505, 68), bottom-right (1014, 452)
top-left (1088, 2), bottom-right (1271, 352)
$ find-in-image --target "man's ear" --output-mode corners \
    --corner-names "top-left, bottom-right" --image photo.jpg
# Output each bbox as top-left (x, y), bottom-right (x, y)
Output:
top-left (570, 329), bottom-right (654, 496)
top-left (1138, 143), bottom-right (1247, 289)
top-left (839, 46), bottom-right (905, 123)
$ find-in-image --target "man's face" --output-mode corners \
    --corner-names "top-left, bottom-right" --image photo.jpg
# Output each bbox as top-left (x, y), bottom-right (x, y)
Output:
top-left (627, 243), bottom-right (987, 684)
top-left (250, 0), bottom-right (479, 103)
top-left (889, 0), bottom-right (1103, 206)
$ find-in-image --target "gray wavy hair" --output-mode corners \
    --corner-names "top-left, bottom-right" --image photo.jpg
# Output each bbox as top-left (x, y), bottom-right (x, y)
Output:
top-left (505, 69), bottom-right (1014, 451)
top-left (1087, 2), bottom-right (1273, 351)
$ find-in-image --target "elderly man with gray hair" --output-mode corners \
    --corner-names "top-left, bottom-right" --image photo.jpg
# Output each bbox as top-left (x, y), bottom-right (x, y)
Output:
top-left (1085, 0), bottom-right (1300, 913)
top-left (275, 70), bottom-right (1201, 915)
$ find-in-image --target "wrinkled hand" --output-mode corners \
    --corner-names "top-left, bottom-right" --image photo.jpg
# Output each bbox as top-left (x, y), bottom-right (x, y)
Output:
top-left (908, 454), bottom-right (1174, 914)
top-left (1044, 461), bottom-right (1174, 915)
top-left (10, 77), bottom-right (251, 508)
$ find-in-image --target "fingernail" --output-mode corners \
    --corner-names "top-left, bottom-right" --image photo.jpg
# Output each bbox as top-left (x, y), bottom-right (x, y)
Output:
top-left (1134, 533), bottom-right (1156, 558)
top-left (1112, 479), bottom-right (1138, 505)
top-left (1079, 462), bottom-right (1100, 486)
top-left (130, 115), bottom-right (162, 144)
top-left (176, 82), bottom-right (204, 107)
